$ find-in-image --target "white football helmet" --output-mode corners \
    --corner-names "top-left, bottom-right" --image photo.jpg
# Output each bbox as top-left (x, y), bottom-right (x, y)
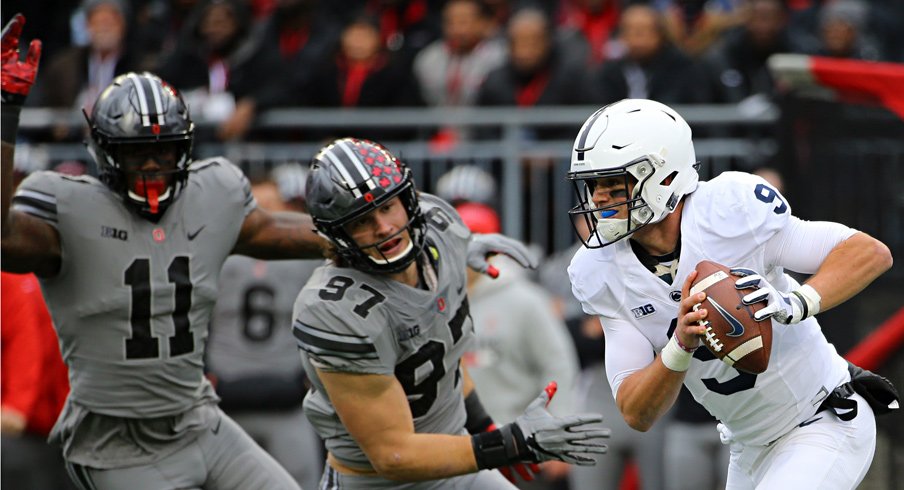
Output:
top-left (568, 99), bottom-right (699, 248)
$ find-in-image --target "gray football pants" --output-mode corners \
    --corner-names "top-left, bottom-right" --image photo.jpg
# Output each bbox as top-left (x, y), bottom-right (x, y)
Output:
top-left (230, 407), bottom-right (323, 490)
top-left (65, 410), bottom-right (300, 490)
top-left (319, 461), bottom-right (516, 489)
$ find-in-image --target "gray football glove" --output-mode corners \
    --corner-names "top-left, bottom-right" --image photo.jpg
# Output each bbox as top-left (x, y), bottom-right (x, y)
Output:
top-left (512, 383), bottom-right (610, 466)
top-left (466, 233), bottom-right (538, 278)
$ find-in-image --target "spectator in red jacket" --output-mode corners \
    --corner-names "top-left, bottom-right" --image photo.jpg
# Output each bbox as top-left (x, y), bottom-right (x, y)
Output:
top-left (1, 272), bottom-right (72, 490)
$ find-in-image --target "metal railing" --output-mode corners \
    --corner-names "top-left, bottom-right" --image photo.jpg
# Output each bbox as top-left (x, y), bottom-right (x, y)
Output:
top-left (16, 104), bottom-right (781, 254)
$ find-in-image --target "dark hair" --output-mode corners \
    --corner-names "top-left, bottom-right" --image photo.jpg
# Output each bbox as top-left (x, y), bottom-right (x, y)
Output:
top-left (446, 0), bottom-right (494, 19)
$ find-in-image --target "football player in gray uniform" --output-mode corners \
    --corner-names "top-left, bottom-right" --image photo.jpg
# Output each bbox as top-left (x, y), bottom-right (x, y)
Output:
top-left (293, 138), bottom-right (611, 489)
top-left (1, 15), bottom-right (322, 490)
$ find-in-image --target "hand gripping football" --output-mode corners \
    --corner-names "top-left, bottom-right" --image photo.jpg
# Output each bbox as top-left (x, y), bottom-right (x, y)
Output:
top-left (690, 260), bottom-right (772, 374)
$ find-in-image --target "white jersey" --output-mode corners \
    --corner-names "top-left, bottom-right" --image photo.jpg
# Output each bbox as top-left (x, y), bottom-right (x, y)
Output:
top-left (569, 172), bottom-right (850, 446)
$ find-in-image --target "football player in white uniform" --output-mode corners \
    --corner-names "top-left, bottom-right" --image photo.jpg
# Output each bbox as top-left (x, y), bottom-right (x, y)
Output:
top-left (293, 138), bottom-right (610, 489)
top-left (566, 99), bottom-right (895, 489)
top-left (2, 16), bottom-right (325, 490)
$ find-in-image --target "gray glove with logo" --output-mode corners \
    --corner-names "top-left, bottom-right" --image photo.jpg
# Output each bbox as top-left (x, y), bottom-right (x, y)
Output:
top-left (471, 382), bottom-right (610, 470)
top-left (466, 233), bottom-right (538, 278)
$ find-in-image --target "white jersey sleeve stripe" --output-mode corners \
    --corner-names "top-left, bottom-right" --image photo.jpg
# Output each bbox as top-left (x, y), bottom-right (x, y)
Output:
top-left (13, 193), bottom-right (59, 222)
top-left (14, 188), bottom-right (57, 204)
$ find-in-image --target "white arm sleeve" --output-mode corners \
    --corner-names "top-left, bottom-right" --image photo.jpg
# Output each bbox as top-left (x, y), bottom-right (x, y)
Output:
top-left (764, 216), bottom-right (857, 274)
top-left (601, 317), bottom-right (657, 402)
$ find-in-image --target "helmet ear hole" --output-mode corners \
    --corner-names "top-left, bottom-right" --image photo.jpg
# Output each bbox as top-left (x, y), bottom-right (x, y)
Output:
top-left (659, 170), bottom-right (679, 187)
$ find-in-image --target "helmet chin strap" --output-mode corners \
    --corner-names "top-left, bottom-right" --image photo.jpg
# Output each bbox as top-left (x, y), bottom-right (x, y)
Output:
top-left (129, 180), bottom-right (171, 215)
top-left (369, 239), bottom-right (414, 264)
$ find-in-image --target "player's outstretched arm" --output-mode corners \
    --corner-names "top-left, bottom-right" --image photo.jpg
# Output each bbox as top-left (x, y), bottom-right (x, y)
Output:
top-left (732, 231), bottom-right (892, 325)
top-left (1, 14), bottom-right (61, 277)
top-left (318, 369), bottom-right (609, 482)
top-left (232, 208), bottom-right (327, 260)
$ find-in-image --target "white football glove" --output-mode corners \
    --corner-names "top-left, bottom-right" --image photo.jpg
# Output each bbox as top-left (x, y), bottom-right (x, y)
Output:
top-left (466, 233), bottom-right (537, 278)
top-left (730, 268), bottom-right (821, 324)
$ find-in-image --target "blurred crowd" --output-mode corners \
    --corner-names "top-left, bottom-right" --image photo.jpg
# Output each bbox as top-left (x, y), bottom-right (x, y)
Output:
top-left (8, 0), bottom-right (904, 142)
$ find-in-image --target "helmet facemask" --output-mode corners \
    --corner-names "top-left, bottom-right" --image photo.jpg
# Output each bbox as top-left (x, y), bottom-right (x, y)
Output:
top-left (317, 179), bottom-right (426, 274)
top-left (94, 139), bottom-right (192, 221)
top-left (569, 157), bottom-right (657, 248)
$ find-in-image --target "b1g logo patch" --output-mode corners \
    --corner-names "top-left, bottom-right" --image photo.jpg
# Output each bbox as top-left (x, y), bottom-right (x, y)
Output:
top-left (101, 225), bottom-right (128, 241)
top-left (631, 304), bottom-right (656, 319)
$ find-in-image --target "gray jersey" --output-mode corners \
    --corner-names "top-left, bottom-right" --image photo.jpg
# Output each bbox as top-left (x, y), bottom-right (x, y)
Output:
top-left (12, 158), bottom-right (255, 467)
top-left (293, 194), bottom-right (474, 471)
top-left (207, 256), bottom-right (322, 380)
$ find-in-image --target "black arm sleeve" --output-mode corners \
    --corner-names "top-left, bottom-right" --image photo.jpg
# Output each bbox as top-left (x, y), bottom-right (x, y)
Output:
top-left (464, 390), bottom-right (494, 434)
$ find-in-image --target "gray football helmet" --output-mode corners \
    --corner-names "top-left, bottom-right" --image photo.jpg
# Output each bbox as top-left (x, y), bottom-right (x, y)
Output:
top-left (305, 138), bottom-right (426, 274)
top-left (86, 72), bottom-right (194, 220)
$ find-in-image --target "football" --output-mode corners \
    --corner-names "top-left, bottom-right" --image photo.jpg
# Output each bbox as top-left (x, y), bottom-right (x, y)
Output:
top-left (690, 260), bottom-right (772, 374)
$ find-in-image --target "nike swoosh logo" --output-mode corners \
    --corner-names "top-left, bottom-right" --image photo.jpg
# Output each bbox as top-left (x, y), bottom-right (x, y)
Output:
top-left (211, 416), bottom-right (222, 435)
top-left (709, 297), bottom-right (745, 337)
top-left (799, 416), bottom-right (822, 427)
top-left (187, 225), bottom-right (206, 241)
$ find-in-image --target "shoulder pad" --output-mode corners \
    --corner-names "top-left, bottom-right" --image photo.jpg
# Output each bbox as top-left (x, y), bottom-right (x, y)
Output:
top-left (419, 193), bottom-right (470, 240)
top-left (567, 246), bottom-right (620, 317)
top-left (692, 172), bottom-right (791, 243)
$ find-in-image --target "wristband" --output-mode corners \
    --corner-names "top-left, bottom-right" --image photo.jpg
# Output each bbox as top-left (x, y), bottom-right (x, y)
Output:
top-left (661, 335), bottom-right (693, 372)
top-left (1, 103), bottom-right (22, 144)
top-left (464, 391), bottom-right (494, 434)
top-left (471, 423), bottom-right (532, 470)
top-left (793, 284), bottom-right (821, 320)
top-left (674, 334), bottom-right (699, 353)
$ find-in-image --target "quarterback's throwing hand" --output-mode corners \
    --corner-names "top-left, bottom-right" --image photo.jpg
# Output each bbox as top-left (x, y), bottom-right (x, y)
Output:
top-left (466, 233), bottom-right (537, 278)
top-left (512, 382), bottom-right (610, 466)
top-left (1, 14), bottom-right (41, 103)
